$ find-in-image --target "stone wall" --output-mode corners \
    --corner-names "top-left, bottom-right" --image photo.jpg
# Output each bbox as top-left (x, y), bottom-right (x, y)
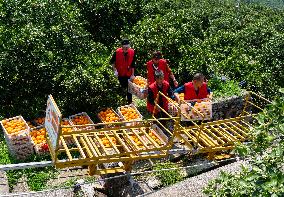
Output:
top-left (212, 91), bottom-right (249, 120)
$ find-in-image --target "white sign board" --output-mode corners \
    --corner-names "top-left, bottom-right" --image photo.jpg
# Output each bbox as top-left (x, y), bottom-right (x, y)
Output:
top-left (45, 95), bottom-right (62, 150)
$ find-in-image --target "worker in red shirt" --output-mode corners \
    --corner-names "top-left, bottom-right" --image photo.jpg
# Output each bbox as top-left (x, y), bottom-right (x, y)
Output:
top-left (146, 51), bottom-right (178, 87)
top-left (147, 70), bottom-right (174, 115)
top-left (174, 73), bottom-right (213, 103)
top-left (110, 39), bottom-right (136, 104)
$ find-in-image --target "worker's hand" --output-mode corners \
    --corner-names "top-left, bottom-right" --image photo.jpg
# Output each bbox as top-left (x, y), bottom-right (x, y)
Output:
top-left (130, 75), bottom-right (135, 81)
top-left (114, 69), bottom-right (118, 77)
top-left (173, 80), bottom-right (178, 88)
top-left (207, 93), bottom-right (213, 101)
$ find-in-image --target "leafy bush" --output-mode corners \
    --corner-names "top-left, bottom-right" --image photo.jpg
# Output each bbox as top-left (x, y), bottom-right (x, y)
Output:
top-left (203, 89), bottom-right (284, 196)
top-left (154, 162), bottom-right (183, 186)
top-left (0, 0), bottom-right (123, 118)
top-left (128, 1), bottom-right (284, 98)
top-left (208, 77), bottom-right (242, 99)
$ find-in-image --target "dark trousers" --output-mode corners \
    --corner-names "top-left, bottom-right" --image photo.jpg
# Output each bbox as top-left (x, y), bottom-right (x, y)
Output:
top-left (118, 76), bottom-right (132, 104)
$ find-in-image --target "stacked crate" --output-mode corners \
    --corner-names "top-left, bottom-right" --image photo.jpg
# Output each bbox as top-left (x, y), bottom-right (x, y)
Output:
top-left (1, 116), bottom-right (34, 160)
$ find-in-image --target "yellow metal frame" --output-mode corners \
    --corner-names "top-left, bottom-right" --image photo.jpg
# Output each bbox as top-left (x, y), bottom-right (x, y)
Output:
top-left (47, 91), bottom-right (270, 174)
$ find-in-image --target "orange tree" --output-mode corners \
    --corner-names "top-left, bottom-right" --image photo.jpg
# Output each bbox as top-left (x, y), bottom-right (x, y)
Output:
top-left (0, 0), bottom-right (122, 118)
top-left (127, 0), bottom-right (284, 97)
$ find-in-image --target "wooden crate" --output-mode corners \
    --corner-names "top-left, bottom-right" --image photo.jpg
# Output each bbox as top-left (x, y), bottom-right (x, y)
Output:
top-left (30, 126), bottom-right (49, 155)
top-left (69, 112), bottom-right (95, 131)
top-left (180, 98), bottom-right (212, 121)
top-left (117, 104), bottom-right (143, 126)
top-left (1, 116), bottom-right (34, 160)
top-left (128, 76), bottom-right (147, 99)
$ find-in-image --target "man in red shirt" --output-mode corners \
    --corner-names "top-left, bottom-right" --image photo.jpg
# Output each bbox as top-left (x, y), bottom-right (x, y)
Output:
top-left (146, 51), bottom-right (178, 87)
top-left (110, 39), bottom-right (136, 104)
top-left (147, 70), bottom-right (174, 115)
top-left (174, 73), bottom-right (213, 103)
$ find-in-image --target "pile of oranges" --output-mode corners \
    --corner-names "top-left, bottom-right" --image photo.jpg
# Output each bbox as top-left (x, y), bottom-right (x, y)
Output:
top-left (30, 128), bottom-right (46, 145)
top-left (98, 108), bottom-right (120, 123)
top-left (71, 114), bottom-right (91, 125)
top-left (100, 136), bottom-right (117, 148)
top-left (120, 106), bottom-right (140, 121)
top-left (129, 135), bottom-right (143, 148)
top-left (148, 130), bottom-right (162, 145)
top-left (192, 102), bottom-right (210, 117)
top-left (61, 119), bottom-right (74, 134)
top-left (2, 118), bottom-right (27, 135)
top-left (34, 117), bottom-right (45, 125)
top-left (133, 77), bottom-right (147, 89)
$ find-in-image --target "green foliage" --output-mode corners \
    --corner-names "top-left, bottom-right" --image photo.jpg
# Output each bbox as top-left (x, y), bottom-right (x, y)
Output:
top-left (203, 90), bottom-right (284, 196)
top-left (76, 0), bottom-right (145, 47)
top-left (0, 0), bottom-right (123, 118)
top-left (128, 0), bottom-right (284, 98)
top-left (208, 77), bottom-right (242, 99)
top-left (153, 162), bottom-right (183, 186)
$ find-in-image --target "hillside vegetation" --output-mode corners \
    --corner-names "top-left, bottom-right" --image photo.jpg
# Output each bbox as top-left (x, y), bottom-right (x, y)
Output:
top-left (0, 0), bottom-right (283, 118)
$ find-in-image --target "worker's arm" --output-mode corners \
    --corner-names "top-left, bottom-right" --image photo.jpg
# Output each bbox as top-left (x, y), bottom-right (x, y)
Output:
top-left (166, 60), bottom-right (178, 87)
top-left (173, 85), bottom-right (185, 103)
top-left (110, 52), bottom-right (118, 76)
top-left (207, 88), bottom-right (213, 100)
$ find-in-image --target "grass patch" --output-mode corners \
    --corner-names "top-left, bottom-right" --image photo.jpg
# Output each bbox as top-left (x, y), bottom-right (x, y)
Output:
top-left (1, 127), bottom-right (58, 191)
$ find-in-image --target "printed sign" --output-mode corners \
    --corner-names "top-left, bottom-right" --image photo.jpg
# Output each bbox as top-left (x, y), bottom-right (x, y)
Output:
top-left (45, 95), bottom-right (62, 150)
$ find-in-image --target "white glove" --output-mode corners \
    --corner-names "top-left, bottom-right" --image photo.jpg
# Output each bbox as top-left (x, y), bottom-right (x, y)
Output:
top-left (114, 70), bottom-right (118, 77)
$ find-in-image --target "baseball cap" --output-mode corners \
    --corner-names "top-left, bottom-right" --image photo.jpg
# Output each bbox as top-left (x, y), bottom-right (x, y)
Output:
top-left (121, 39), bottom-right (130, 47)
